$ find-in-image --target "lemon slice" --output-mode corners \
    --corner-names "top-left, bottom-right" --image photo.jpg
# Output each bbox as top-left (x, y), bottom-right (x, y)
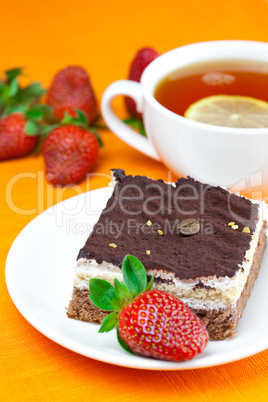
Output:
top-left (184, 95), bottom-right (268, 128)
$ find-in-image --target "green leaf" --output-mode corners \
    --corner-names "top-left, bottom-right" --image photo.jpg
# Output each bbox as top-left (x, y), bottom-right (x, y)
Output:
top-left (60, 110), bottom-right (104, 148)
top-left (1, 105), bottom-right (25, 117)
top-left (32, 136), bottom-right (44, 155)
top-left (89, 127), bottom-right (104, 148)
top-left (5, 67), bottom-right (23, 83)
top-left (25, 104), bottom-right (50, 121)
top-left (122, 255), bottom-right (147, 298)
top-left (89, 278), bottom-right (121, 311)
top-left (23, 82), bottom-right (46, 97)
top-left (61, 110), bottom-right (89, 128)
top-left (40, 124), bottom-right (59, 138)
top-left (8, 79), bottom-right (19, 97)
top-left (61, 111), bottom-right (75, 125)
top-left (123, 118), bottom-right (137, 125)
top-left (36, 104), bottom-right (53, 121)
top-left (99, 312), bottom-right (118, 333)
top-left (25, 108), bottom-right (43, 121)
top-left (25, 104), bottom-right (52, 120)
top-left (117, 327), bottom-right (134, 355)
top-left (114, 279), bottom-right (133, 306)
top-left (145, 274), bottom-right (154, 292)
top-left (123, 117), bottom-right (146, 137)
top-left (18, 83), bottom-right (46, 107)
top-left (0, 80), bottom-right (4, 93)
top-left (25, 120), bottom-right (40, 136)
top-left (139, 123), bottom-right (146, 136)
top-left (76, 109), bottom-right (88, 126)
top-left (2, 85), bottom-right (10, 101)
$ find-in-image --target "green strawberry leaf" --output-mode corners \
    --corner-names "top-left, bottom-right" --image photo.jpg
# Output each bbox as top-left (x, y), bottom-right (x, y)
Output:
top-left (25, 105), bottom-right (51, 121)
top-left (18, 83), bottom-right (46, 106)
top-left (32, 135), bottom-right (45, 155)
top-left (40, 124), bottom-right (59, 138)
top-left (8, 78), bottom-right (19, 97)
top-left (25, 120), bottom-right (40, 136)
top-left (123, 118), bottom-right (140, 127)
top-left (88, 127), bottom-right (104, 148)
top-left (116, 327), bottom-right (134, 355)
top-left (2, 85), bottom-right (10, 101)
top-left (123, 118), bottom-right (146, 136)
top-left (122, 255), bottom-right (147, 298)
top-left (99, 312), bottom-right (119, 333)
top-left (0, 67), bottom-right (45, 113)
top-left (145, 274), bottom-right (154, 292)
top-left (114, 279), bottom-right (133, 306)
top-left (89, 278), bottom-right (121, 311)
top-left (76, 109), bottom-right (88, 126)
top-left (5, 67), bottom-right (23, 83)
top-left (61, 111), bottom-right (76, 125)
top-left (0, 80), bottom-right (5, 93)
top-left (60, 110), bottom-right (104, 148)
top-left (22, 82), bottom-right (46, 97)
top-left (61, 110), bottom-right (89, 127)
top-left (25, 108), bottom-right (44, 121)
top-left (88, 256), bottom-right (156, 356)
top-left (1, 105), bottom-right (26, 117)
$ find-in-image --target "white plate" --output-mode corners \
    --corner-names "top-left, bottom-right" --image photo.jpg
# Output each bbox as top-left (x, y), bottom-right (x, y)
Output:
top-left (5, 187), bottom-right (268, 370)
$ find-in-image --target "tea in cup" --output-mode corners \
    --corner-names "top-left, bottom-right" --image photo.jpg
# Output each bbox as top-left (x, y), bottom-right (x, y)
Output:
top-left (101, 40), bottom-right (268, 196)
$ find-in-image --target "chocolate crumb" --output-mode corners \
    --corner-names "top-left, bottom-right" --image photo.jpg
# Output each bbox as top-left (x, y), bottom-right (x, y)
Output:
top-left (194, 281), bottom-right (215, 290)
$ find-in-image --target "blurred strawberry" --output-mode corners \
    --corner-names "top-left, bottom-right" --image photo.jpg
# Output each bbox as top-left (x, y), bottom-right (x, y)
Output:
top-left (125, 47), bottom-right (160, 119)
top-left (42, 111), bottom-right (101, 185)
top-left (0, 113), bottom-right (39, 160)
top-left (47, 66), bottom-right (97, 123)
top-left (0, 67), bottom-right (46, 160)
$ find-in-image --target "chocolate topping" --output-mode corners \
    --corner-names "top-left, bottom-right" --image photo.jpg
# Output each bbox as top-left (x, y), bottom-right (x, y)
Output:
top-left (78, 169), bottom-right (259, 280)
top-left (111, 168), bottom-right (126, 182)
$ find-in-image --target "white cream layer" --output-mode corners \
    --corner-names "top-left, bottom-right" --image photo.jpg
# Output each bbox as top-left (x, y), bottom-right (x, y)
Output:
top-left (73, 197), bottom-right (267, 310)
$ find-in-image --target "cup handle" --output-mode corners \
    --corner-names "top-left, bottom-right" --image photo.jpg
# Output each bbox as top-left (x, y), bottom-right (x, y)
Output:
top-left (101, 80), bottom-right (160, 161)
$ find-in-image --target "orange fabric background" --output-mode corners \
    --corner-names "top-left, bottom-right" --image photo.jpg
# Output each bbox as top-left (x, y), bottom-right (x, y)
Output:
top-left (1, 0), bottom-right (268, 400)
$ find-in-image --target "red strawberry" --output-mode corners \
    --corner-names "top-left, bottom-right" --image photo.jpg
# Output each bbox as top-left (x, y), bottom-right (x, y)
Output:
top-left (125, 47), bottom-right (160, 119)
top-left (43, 124), bottom-right (99, 185)
top-left (118, 290), bottom-right (208, 361)
top-left (89, 255), bottom-right (208, 361)
top-left (0, 113), bottom-right (38, 160)
top-left (47, 66), bottom-right (97, 123)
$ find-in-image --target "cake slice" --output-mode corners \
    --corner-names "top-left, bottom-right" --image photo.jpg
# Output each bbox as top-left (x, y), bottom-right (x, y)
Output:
top-left (67, 169), bottom-right (267, 340)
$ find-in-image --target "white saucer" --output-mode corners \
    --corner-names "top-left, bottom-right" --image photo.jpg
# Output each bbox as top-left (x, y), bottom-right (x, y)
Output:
top-left (5, 187), bottom-right (268, 370)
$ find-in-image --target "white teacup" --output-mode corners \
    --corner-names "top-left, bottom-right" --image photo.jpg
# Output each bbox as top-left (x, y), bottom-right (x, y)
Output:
top-left (101, 40), bottom-right (268, 192)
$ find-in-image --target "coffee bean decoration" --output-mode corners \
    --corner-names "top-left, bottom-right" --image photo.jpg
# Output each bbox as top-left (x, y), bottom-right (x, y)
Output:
top-left (178, 218), bottom-right (200, 236)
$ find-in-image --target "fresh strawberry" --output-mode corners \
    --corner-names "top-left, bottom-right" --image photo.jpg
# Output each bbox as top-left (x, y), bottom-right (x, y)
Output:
top-left (42, 111), bottom-right (100, 185)
top-left (125, 47), bottom-right (160, 119)
top-left (0, 67), bottom-right (46, 160)
top-left (47, 66), bottom-right (97, 123)
top-left (89, 255), bottom-right (208, 361)
top-left (0, 113), bottom-right (39, 160)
